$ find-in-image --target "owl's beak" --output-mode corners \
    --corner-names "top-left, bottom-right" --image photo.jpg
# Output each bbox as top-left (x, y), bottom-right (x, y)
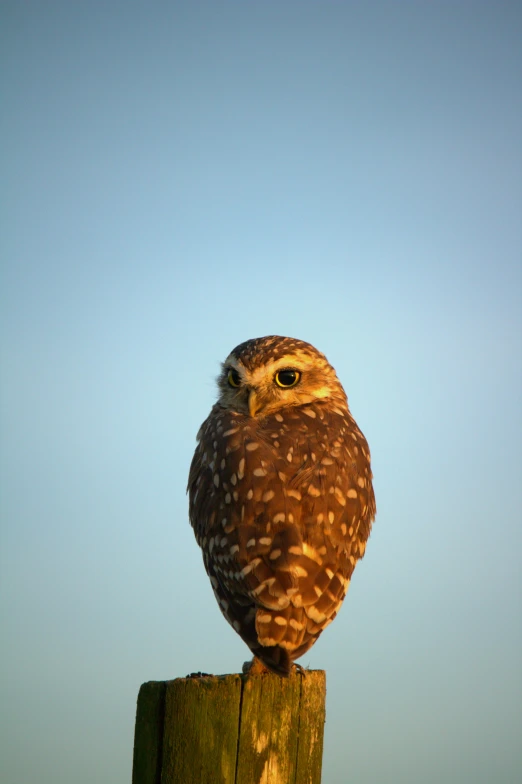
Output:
top-left (248, 389), bottom-right (259, 417)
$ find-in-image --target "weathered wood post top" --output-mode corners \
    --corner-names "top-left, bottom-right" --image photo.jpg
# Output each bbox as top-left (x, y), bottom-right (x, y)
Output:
top-left (132, 668), bottom-right (326, 784)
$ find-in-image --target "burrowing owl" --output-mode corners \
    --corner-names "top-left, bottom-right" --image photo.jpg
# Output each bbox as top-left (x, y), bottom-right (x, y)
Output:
top-left (188, 336), bottom-right (375, 675)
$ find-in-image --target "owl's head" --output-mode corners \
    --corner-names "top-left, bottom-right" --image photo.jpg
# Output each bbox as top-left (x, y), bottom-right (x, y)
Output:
top-left (216, 335), bottom-right (348, 417)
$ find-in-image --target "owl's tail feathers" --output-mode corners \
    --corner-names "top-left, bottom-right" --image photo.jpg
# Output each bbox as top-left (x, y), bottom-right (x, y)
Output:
top-left (247, 646), bottom-right (292, 677)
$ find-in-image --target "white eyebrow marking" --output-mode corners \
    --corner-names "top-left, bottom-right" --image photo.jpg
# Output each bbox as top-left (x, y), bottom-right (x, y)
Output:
top-left (244, 354), bottom-right (314, 387)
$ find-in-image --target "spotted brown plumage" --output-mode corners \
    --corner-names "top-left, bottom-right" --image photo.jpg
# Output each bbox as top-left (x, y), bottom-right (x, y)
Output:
top-left (187, 335), bottom-right (376, 676)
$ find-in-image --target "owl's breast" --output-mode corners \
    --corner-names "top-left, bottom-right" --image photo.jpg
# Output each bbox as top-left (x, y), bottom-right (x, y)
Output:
top-left (188, 402), bottom-right (374, 556)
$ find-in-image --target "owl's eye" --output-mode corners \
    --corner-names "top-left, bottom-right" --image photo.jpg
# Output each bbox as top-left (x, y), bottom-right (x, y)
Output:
top-left (227, 368), bottom-right (241, 388)
top-left (275, 369), bottom-right (301, 388)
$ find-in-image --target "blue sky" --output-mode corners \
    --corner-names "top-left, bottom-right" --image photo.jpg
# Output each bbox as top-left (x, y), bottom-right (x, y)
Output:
top-left (1, 2), bottom-right (521, 783)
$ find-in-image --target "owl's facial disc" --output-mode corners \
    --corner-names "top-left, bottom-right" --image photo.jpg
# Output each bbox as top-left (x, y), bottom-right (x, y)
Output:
top-left (218, 351), bottom-right (344, 417)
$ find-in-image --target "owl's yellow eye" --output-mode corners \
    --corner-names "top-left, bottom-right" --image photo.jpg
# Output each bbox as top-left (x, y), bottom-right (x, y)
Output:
top-left (275, 369), bottom-right (301, 388)
top-left (227, 368), bottom-right (241, 388)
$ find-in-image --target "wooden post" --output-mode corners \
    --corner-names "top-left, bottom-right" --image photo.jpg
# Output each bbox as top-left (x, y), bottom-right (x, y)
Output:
top-left (132, 670), bottom-right (326, 784)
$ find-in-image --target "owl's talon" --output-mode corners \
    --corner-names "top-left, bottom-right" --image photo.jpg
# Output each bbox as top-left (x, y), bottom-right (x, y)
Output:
top-left (242, 656), bottom-right (271, 676)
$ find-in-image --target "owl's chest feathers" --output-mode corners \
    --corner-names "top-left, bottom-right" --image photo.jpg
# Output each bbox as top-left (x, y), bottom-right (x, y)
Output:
top-left (191, 403), bottom-right (370, 541)
top-left (205, 404), bottom-right (337, 481)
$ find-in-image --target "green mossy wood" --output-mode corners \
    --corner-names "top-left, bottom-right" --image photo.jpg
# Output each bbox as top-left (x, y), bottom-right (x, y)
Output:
top-left (132, 670), bottom-right (326, 784)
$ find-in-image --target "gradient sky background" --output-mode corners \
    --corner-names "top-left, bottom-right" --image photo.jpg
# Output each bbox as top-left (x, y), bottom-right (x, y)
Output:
top-left (1, 2), bottom-right (521, 783)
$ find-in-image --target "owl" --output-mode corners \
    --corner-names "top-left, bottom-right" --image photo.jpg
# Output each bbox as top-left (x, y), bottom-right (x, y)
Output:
top-left (187, 336), bottom-right (376, 676)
